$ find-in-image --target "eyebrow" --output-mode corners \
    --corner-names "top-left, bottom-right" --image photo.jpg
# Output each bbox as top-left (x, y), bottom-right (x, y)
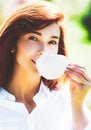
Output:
top-left (32, 31), bottom-right (59, 39)
top-left (51, 36), bottom-right (59, 39)
top-left (33, 31), bottom-right (41, 36)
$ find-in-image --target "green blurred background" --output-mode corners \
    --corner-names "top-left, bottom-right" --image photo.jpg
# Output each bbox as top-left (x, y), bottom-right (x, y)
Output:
top-left (0, 0), bottom-right (91, 109)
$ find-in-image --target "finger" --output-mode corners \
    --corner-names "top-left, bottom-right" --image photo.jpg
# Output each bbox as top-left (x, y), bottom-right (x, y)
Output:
top-left (66, 69), bottom-right (91, 88)
top-left (69, 77), bottom-right (85, 89)
top-left (66, 71), bottom-right (89, 90)
top-left (67, 65), bottom-right (90, 82)
top-left (68, 63), bottom-right (86, 69)
top-left (66, 69), bottom-right (86, 84)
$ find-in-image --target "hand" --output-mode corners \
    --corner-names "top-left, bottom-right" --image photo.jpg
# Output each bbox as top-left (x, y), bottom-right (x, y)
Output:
top-left (65, 63), bottom-right (91, 106)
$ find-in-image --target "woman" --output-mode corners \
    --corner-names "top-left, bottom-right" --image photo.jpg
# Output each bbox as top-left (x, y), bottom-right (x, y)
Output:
top-left (0, 1), bottom-right (91, 130)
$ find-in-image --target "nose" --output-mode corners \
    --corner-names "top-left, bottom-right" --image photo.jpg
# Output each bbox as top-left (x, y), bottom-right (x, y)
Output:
top-left (37, 43), bottom-right (48, 56)
top-left (37, 51), bottom-right (45, 56)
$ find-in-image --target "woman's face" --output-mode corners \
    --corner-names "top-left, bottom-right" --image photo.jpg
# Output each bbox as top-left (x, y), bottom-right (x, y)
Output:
top-left (15, 23), bottom-right (60, 73)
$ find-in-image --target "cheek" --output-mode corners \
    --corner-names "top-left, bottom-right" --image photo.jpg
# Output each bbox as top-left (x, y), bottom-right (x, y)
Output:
top-left (19, 43), bottom-right (40, 55)
top-left (15, 45), bottom-right (29, 66)
top-left (15, 49), bottom-right (33, 71)
top-left (16, 43), bottom-right (36, 58)
top-left (48, 46), bottom-right (58, 54)
top-left (16, 49), bottom-right (27, 66)
top-left (17, 46), bottom-right (28, 59)
top-left (15, 43), bottom-right (38, 66)
top-left (53, 46), bottom-right (59, 53)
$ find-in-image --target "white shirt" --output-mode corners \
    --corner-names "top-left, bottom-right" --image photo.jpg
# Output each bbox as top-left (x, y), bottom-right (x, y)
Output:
top-left (0, 82), bottom-right (91, 130)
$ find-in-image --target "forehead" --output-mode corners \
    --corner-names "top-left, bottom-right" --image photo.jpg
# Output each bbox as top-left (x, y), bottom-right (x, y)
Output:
top-left (19, 22), bottom-right (60, 39)
top-left (37, 23), bottom-right (60, 36)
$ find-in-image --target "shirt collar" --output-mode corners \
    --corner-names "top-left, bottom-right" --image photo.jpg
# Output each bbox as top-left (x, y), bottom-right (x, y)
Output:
top-left (0, 87), bottom-right (16, 101)
top-left (33, 81), bottom-right (51, 104)
top-left (0, 81), bottom-right (50, 103)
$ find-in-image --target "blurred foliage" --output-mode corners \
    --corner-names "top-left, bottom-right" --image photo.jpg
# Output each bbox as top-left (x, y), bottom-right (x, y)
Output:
top-left (0, 3), bottom-right (3, 25)
top-left (78, 1), bottom-right (91, 43)
top-left (45, 0), bottom-right (53, 2)
top-left (71, 1), bottom-right (91, 44)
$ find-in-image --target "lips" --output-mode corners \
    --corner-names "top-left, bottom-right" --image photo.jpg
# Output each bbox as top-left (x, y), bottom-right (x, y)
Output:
top-left (31, 59), bottom-right (36, 64)
top-left (31, 56), bottom-right (40, 65)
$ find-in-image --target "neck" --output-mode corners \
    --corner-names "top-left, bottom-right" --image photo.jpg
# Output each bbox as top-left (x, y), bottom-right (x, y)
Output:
top-left (6, 67), bottom-right (41, 103)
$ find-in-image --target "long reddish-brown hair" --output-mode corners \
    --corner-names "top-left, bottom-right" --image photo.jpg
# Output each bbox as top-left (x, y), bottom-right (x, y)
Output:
top-left (0, 1), bottom-right (67, 90)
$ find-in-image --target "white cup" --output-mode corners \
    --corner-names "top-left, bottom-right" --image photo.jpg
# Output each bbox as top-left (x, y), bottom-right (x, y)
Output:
top-left (36, 54), bottom-right (68, 80)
